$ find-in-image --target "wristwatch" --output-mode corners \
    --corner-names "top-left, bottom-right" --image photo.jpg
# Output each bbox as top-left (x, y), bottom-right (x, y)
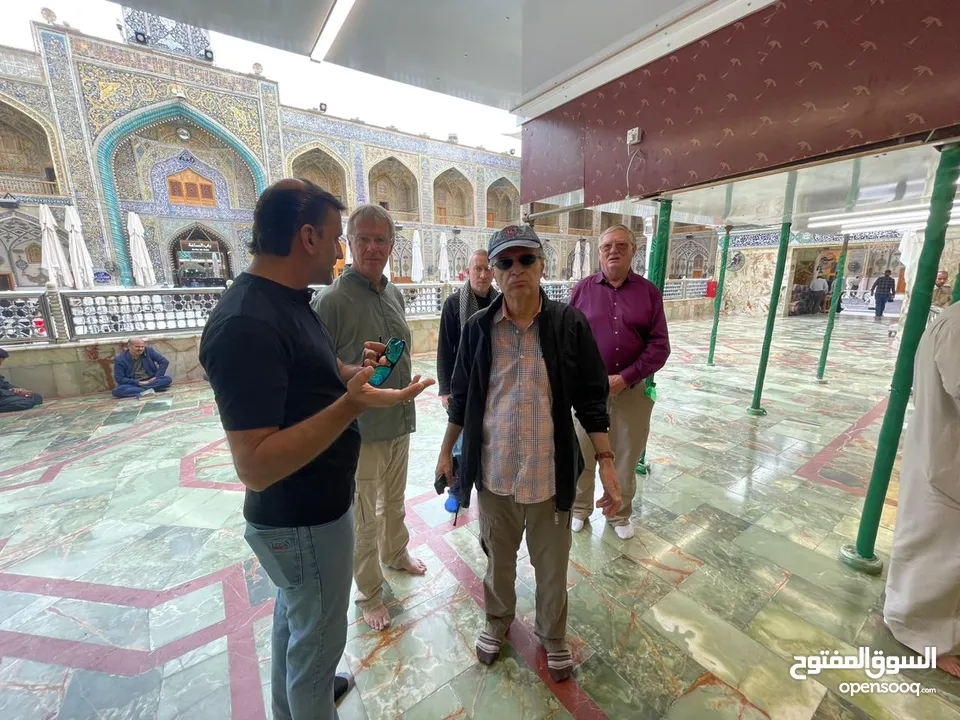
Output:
top-left (595, 451), bottom-right (615, 462)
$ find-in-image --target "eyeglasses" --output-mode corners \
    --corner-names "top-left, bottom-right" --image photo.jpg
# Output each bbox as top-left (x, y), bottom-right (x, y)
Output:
top-left (493, 254), bottom-right (540, 271)
top-left (369, 337), bottom-right (405, 387)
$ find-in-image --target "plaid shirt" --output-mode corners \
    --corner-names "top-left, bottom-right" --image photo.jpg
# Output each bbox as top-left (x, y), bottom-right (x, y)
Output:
top-left (481, 302), bottom-right (555, 503)
top-left (873, 275), bottom-right (897, 299)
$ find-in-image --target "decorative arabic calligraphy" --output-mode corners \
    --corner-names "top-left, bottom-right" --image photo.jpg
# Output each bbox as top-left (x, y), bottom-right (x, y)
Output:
top-left (790, 647), bottom-right (937, 680)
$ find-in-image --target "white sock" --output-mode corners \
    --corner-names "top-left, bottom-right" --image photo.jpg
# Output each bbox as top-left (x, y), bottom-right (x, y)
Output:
top-left (614, 525), bottom-right (634, 540)
top-left (571, 517), bottom-right (584, 533)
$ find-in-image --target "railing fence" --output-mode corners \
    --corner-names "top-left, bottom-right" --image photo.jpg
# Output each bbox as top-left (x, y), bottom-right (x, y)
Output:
top-left (5, 278), bottom-right (706, 345)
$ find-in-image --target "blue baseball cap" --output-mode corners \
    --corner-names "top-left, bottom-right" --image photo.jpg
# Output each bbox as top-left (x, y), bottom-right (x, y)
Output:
top-left (487, 224), bottom-right (543, 260)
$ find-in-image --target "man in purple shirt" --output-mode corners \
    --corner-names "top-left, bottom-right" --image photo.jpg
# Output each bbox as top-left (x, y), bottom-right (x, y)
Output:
top-left (569, 224), bottom-right (670, 539)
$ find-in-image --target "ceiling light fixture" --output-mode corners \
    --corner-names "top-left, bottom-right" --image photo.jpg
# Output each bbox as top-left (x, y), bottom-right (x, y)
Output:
top-left (807, 203), bottom-right (931, 224)
top-left (310, 0), bottom-right (358, 63)
top-left (810, 211), bottom-right (932, 229)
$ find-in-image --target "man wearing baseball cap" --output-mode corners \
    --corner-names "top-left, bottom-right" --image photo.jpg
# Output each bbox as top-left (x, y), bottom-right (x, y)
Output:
top-left (436, 224), bottom-right (621, 682)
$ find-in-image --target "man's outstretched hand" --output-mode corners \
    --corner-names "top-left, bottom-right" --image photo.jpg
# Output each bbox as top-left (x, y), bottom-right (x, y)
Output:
top-left (346, 367), bottom-right (434, 410)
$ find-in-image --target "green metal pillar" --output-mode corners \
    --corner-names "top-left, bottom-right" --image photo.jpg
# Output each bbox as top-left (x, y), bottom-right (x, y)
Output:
top-left (637, 198), bottom-right (672, 475)
top-left (647, 200), bottom-right (672, 290)
top-left (840, 144), bottom-right (960, 575)
top-left (747, 171), bottom-right (798, 416)
top-left (817, 158), bottom-right (862, 381)
top-left (707, 225), bottom-right (732, 366)
top-left (952, 266), bottom-right (960, 304)
top-left (707, 184), bottom-right (735, 366)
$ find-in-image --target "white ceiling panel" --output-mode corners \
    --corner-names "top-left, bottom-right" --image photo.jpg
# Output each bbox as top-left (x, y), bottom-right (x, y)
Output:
top-left (122, 0), bottom-right (335, 55)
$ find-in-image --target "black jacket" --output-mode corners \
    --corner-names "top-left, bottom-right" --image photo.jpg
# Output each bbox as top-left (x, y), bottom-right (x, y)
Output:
top-left (447, 289), bottom-right (610, 512)
top-left (436, 289), bottom-right (494, 396)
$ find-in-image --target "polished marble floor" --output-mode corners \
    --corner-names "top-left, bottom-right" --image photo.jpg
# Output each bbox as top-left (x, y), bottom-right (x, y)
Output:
top-left (2, 314), bottom-right (959, 719)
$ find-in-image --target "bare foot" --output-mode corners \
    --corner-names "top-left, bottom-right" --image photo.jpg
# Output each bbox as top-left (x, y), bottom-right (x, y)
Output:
top-left (939, 656), bottom-right (960, 678)
top-left (396, 554), bottom-right (427, 576)
top-left (362, 604), bottom-right (391, 631)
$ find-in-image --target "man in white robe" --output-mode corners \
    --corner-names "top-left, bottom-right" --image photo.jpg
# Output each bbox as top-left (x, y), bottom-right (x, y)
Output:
top-left (884, 300), bottom-right (960, 677)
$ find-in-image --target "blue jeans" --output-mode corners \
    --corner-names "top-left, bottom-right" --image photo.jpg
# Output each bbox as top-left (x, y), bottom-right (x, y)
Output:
top-left (244, 508), bottom-right (355, 720)
top-left (875, 295), bottom-right (890, 317)
top-left (450, 431), bottom-right (464, 494)
top-left (112, 375), bottom-right (173, 398)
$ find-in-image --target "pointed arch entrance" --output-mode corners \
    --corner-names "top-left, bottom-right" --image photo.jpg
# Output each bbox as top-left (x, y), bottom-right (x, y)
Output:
top-left (168, 224), bottom-right (233, 287)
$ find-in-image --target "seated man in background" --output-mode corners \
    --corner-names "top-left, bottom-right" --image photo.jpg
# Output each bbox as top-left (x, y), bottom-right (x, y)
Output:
top-left (113, 337), bottom-right (172, 399)
top-left (0, 347), bottom-right (42, 412)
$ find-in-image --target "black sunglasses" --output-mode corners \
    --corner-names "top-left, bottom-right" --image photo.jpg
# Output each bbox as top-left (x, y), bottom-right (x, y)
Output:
top-left (494, 254), bottom-right (540, 271)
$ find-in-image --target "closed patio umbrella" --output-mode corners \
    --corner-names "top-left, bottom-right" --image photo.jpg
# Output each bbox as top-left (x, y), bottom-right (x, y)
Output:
top-left (127, 212), bottom-right (156, 287)
top-left (39, 204), bottom-right (73, 288)
top-left (411, 230), bottom-right (424, 282)
top-left (437, 232), bottom-right (450, 282)
top-left (64, 205), bottom-right (95, 288)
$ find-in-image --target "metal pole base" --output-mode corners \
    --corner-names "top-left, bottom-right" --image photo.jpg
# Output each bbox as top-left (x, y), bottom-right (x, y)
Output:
top-left (636, 461), bottom-right (649, 475)
top-left (816, 377), bottom-right (828, 384)
top-left (706, 361), bottom-right (716, 367)
top-left (838, 543), bottom-right (883, 576)
top-left (746, 407), bottom-right (767, 417)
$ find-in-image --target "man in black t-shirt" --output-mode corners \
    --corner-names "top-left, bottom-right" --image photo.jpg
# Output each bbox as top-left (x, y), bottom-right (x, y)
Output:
top-left (199, 179), bottom-right (433, 720)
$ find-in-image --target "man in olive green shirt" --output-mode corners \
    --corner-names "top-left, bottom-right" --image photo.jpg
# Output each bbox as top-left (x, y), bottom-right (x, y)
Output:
top-left (312, 204), bottom-right (425, 632)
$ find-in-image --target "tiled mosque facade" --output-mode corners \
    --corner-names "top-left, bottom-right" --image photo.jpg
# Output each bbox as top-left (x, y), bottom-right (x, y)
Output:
top-left (0, 15), bottom-right (599, 289)
top-left (0, 12), bottom-right (909, 300)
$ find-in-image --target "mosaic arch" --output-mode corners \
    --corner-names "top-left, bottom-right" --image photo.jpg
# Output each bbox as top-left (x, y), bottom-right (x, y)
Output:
top-left (288, 143), bottom-right (350, 206)
top-left (485, 177), bottom-right (520, 227)
top-left (0, 93), bottom-right (67, 196)
top-left (368, 156), bottom-right (419, 219)
top-left (434, 167), bottom-right (474, 227)
top-left (542, 241), bottom-right (559, 280)
top-left (95, 100), bottom-right (267, 286)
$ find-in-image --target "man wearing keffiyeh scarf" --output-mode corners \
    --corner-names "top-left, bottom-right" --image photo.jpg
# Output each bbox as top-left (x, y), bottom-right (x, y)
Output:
top-left (436, 250), bottom-right (498, 511)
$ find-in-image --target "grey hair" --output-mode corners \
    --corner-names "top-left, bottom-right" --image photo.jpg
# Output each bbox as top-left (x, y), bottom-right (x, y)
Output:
top-left (346, 204), bottom-right (396, 241)
top-left (128, 337), bottom-right (144, 345)
top-left (598, 224), bottom-right (637, 245)
top-left (470, 249), bottom-right (489, 260)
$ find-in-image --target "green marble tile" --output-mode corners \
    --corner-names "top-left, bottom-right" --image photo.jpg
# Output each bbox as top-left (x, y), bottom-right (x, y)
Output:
top-left (734, 526), bottom-right (884, 604)
top-left (772, 574), bottom-right (873, 645)
top-left (443, 524), bottom-right (487, 579)
top-left (678, 564), bottom-right (774, 629)
top-left (643, 588), bottom-right (775, 688)
top-left (617, 527), bottom-right (703, 586)
top-left (344, 586), bottom-right (485, 717)
top-left (659, 527), bottom-right (789, 603)
top-left (567, 581), bottom-right (705, 715)
top-left (756, 508), bottom-right (834, 550)
top-left (448, 645), bottom-right (571, 719)
top-left (747, 603), bottom-right (960, 720)
top-left (589, 555), bottom-right (673, 615)
top-left (811, 690), bottom-right (872, 720)
top-left (664, 674), bottom-right (772, 720)
top-left (577, 655), bottom-right (660, 720)
top-left (855, 612), bottom-right (960, 707)
top-left (669, 504), bottom-right (751, 542)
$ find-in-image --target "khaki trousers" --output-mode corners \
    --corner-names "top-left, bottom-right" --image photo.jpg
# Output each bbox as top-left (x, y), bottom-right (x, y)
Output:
top-left (573, 383), bottom-right (654, 526)
top-left (478, 490), bottom-right (571, 652)
top-left (353, 435), bottom-right (411, 610)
